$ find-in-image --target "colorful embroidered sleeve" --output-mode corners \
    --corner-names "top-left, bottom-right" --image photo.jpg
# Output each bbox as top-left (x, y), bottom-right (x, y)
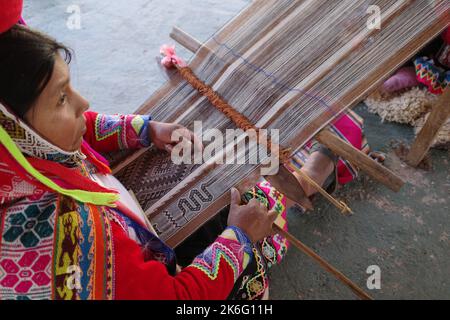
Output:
top-left (83, 111), bottom-right (151, 153)
top-left (113, 223), bottom-right (254, 300)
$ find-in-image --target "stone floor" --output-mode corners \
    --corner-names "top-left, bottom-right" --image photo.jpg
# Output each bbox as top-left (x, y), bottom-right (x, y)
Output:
top-left (23, 0), bottom-right (450, 299)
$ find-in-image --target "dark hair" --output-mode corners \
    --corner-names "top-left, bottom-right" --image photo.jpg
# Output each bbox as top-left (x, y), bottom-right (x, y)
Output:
top-left (0, 24), bottom-right (72, 118)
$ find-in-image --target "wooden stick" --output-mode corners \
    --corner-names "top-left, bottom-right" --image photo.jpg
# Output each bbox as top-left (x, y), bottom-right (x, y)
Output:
top-left (170, 26), bottom-right (203, 53)
top-left (242, 193), bottom-right (371, 300)
top-left (406, 88), bottom-right (450, 167)
top-left (265, 165), bottom-right (313, 211)
top-left (272, 223), bottom-right (373, 300)
top-left (285, 162), bottom-right (353, 215)
top-left (316, 130), bottom-right (405, 192)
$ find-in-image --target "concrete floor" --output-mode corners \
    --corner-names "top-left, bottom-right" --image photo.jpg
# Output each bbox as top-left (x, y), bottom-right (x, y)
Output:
top-left (24, 0), bottom-right (449, 299)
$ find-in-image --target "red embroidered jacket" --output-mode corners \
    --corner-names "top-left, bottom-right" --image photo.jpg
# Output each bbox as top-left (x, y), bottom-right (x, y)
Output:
top-left (0, 111), bottom-right (253, 300)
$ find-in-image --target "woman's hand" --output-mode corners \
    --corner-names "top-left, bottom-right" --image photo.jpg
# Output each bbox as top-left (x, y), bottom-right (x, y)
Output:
top-left (149, 121), bottom-right (203, 153)
top-left (227, 187), bottom-right (278, 244)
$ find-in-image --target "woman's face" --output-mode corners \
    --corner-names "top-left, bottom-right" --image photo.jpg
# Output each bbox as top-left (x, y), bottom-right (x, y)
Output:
top-left (24, 54), bottom-right (89, 152)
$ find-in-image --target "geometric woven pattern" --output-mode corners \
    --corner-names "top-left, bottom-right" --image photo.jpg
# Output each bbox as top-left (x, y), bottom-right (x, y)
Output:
top-left (415, 56), bottom-right (450, 95)
top-left (115, 146), bottom-right (199, 211)
top-left (0, 193), bottom-right (57, 300)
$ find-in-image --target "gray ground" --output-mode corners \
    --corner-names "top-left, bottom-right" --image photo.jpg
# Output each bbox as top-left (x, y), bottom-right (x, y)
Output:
top-left (24, 0), bottom-right (449, 299)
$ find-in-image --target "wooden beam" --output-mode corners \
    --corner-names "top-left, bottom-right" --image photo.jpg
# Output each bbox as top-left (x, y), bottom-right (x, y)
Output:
top-left (170, 26), bottom-right (202, 53)
top-left (316, 130), bottom-right (405, 192)
top-left (406, 88), bottom-right (450, 167)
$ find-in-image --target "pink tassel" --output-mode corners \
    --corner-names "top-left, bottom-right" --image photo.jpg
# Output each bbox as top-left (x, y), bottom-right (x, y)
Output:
top-left (159, 44), bottom-right (187, 69)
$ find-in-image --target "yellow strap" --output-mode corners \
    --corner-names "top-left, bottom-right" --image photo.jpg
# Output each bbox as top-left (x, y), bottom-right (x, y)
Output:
top-left (0, 125), bottom-right (119, 207)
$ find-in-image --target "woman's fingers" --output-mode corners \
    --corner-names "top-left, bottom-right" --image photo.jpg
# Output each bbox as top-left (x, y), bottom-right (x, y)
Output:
top-left (152, 122), bottom-right (202, 154)
top-left (171, 125), bottom-right (203, 157)
top-left (188, 129), bottom-right (204, 152)
top-left (181, 127), bottom-right (203, 153)
top-left (230, 187), bottom-right (242, 209)
top-left (268, 209), bottom-right (278, 222)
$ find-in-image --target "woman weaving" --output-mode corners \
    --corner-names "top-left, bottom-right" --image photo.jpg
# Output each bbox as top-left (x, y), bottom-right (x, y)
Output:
top-left (0, 1), bottom-right (368, 300)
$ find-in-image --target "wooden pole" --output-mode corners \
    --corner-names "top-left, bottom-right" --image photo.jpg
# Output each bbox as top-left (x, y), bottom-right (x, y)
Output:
top-left (170, 26), bottom-right (203, 53)
top-left (316, 130), bottom-right (405, 192)
top-left (272, 224), bottom-right (373, 300)
top-left (406, 88), bottom-right (450, 167)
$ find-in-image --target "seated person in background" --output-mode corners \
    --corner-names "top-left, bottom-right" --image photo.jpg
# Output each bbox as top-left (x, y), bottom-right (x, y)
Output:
top-left (381, 27), bottom-right (450, 95)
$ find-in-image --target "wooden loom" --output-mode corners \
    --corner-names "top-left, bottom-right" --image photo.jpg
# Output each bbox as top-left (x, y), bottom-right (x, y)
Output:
top-left (110, 0), bottom-right (449, 299)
